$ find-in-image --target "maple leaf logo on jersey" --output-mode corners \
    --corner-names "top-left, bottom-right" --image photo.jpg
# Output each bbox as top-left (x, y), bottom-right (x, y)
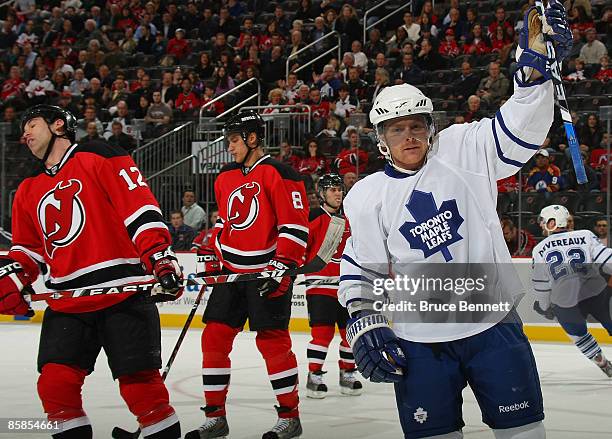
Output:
top-left (37, 179), bottom-right (86, 259)
top-left (399, 190), bottom-right (463, 262)
top-left (227, 182), bottom-right (261, 231)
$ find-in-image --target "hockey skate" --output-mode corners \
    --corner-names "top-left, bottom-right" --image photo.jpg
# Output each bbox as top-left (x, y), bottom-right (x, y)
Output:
top-left (261, 406), bottom-right (302, 439)
top-left (306, 370), bottom-right (328, 399)
top-left (185, 415), bottom-right (229, 439)
top-left (594, 354), bottom-right (612, 377)
top-left (339, 368), bottom-right (363, 396)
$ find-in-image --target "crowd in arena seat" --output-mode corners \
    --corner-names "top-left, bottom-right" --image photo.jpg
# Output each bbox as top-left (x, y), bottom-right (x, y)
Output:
top-left (0, 0), bottom-right (610, 256)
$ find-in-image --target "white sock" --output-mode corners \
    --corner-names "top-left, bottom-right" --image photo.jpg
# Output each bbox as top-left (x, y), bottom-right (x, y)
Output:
top-left (494, 421), bottom-right (546, 439)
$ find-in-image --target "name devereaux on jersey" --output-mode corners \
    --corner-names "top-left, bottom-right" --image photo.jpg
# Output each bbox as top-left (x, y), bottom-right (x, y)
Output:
top-left (339, 82), bottom-right (555, 343)
top-left (532, 230), bottom-right (612, 308)
top-left (209, 154), bottom-right (309, 272)
top-left (9, 140), bottom-right (170, 313)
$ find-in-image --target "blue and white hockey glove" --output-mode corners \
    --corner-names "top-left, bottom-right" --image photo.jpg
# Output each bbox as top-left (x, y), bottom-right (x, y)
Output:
top-left (346, 312), bottom-right (408, 383)
top-left (542, 0), bottom-right (572, 62)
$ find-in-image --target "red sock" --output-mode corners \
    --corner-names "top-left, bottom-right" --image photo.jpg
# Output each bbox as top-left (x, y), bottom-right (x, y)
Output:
top-left (38, 363), bottom-right (90, 432)
top-left (201, 322), bottom-right (240, 417)
top-left (307, 325), bottom-right (335, 372)
top-left (256, 329), bottom-right (299, 418)
top-left (339, 328), bottom-right (355, 370)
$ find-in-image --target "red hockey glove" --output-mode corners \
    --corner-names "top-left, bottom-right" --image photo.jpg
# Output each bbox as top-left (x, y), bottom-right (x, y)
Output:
top-left (257, 258), bottom-right (296, 299)
top-left (196, 247), bottom-right (221, 276)
top-left (0, 258), bottom-right (33, 316)
top-left (145, 246), bottom-right (184, 302)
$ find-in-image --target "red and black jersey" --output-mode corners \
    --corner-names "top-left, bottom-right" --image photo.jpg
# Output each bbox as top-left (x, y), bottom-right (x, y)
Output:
top-left (209, 154), bottom-right (309, 273)
top-left (304, 207), bottom-right (350, 297)
top-left (9, 140), bottom-right (170, 313)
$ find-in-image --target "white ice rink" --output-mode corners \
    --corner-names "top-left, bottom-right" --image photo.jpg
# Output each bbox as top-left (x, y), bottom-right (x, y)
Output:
top-left (1, 323), bottom-right (612, 439)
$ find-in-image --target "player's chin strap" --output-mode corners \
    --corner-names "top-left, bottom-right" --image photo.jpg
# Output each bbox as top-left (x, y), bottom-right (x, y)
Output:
top-left (238, 131), bottom-right (260, 168)
top-left (40, 124), bottom-right (59, 165)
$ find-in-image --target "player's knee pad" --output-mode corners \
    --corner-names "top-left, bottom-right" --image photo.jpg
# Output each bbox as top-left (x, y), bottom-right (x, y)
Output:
top-left (311, 324), bottom-right (335, 346)
top-left (493, 421), bottom-right (546, 439)
top-left (256, 329), bottom-right (293, 358)
top-left (202, 322), bottom-right (239, 359)
top-left (38, 363), bottom-right (87, 421)
top-left (119, 369), bottom-right (179, 436)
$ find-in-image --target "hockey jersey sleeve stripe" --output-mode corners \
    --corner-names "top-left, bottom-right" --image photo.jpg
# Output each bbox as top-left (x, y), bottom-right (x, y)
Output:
top-left (124, 204), bottom-right (163, 227)
top-left (593, 247), bottom-right (610, 263)
top-left (10, 245), bottom-right (45, 264)
top-left (533, 287), bottom-right (552, 292)
top-left (220, 243), bottom-right (277, 256)
top-left (341, 254), bottom-right (387, 279)
top-left (532, 279), bottom-right (549, 283)
top-left (491, 119), bottom-right (524, 168)
top-left (49, 257), bottom-right (142, 283)
top-left (278, 231), bottom-right (308, 248)
top-left (125, 207), bottom-right (167, 242)
top-left (597, 253), bottom-right (612, 268)
top-left (340, 274), bottom-right (374, 285)
top-left (131, 222), bottom-right (171, 243)
top-left (495, 111), bottom-right (540, 150)
top-left (47, 264), bottom-right (149, 291)
top-left (278, 223), bottom-right (309, 233)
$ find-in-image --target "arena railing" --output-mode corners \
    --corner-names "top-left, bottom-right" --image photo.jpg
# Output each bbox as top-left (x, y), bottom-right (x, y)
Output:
top-left (286, 31), bottom-right (342, 81)
top-left (241, 105), bottom-right (312, 150)
top-left (363, 0), bottom-right (415, 45)
top-left (146, 154), bottom-right (199, 217)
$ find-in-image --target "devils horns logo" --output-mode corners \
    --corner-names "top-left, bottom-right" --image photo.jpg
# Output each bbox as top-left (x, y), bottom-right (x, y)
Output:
top-left (37, 179), bottom-right (86, 258)
top-left (227, 182), bottom-right (261, 231)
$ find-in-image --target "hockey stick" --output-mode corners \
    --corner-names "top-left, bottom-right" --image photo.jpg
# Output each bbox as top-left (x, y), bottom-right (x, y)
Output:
top-left (26, 217), bottom-right (345, 302)
top-left (110, 217), bottom-right (344, 439)
top-left (535, 0), bottom-right (587, 184)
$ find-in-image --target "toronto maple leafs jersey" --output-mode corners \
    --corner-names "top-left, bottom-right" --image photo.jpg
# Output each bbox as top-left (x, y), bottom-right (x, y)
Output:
top-left (339, 81), bottom-right (554, 342)
top-left (531, 230), bottom-right (612, 308)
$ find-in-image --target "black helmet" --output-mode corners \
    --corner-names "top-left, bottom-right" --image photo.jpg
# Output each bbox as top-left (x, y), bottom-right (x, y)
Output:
top-left (20, 104), bottom-right (77, 142)
top-left (318, 173), bottom-right (344, 196)
top-left (223, 110), bottom-right (265, 142)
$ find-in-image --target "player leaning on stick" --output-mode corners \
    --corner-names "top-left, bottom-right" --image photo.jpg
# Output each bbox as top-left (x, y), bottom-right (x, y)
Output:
top-left (189, 110), bottom-right (309, 439)
top-left (304, 174), bottom-right (362, 399)
top-left (340, 2), bottom-right (572, 438)
top-left (0, 105), bottom-right (183, 438)
top-left (532, 205), bottom-right (612, 377)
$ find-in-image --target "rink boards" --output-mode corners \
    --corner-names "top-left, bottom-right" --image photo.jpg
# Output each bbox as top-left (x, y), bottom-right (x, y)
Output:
top-left (2, 252), bottom-right (612, 344)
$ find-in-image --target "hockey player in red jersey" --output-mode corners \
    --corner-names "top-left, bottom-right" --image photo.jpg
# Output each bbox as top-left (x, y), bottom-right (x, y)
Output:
top-left (0, 105), bottom-right (183, 438)
top-left (187, 110), bottom-right (309, 439)
top-left (304, 174), bottom-right (362, 399)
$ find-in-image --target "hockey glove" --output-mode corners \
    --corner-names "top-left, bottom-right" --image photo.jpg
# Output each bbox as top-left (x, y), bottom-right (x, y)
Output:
top-left (196, 247), bottom-right (221, 276)
top-left (346, 312), bottom-right (408, 383)
top-left (533, 301), bottom-right (555, 320)
top-left (543, 0), bottom-right (572, 62)
top-left (257, 258), bottom-right (295, 299)
top-left (0, 258), bottom-right (33, 316)
top-left (146, 246), bottom-right (184, 302)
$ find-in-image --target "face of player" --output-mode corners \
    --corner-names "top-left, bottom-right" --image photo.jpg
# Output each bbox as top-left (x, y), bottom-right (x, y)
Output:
top-left (322, 186), bottom-right (343, 210)
top-left (383, 115), bottom-right (430, 171)
top-left (22, 117), bottom-right (64, 159)
top-left (502, 225), bottom-right (516, 242)
top-left (227, 132), bottom-right (259, 164)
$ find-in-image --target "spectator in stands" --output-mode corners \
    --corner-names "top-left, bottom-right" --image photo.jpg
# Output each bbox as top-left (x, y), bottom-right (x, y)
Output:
top-left (298, 139), bottom-right (328, 177)
top-left (218, 6), bottom-right (240, 38)
top-left (280, 72), bottom-right (303, 104)
top-left (108, 77), bottom-right (129, 108)
top-left (564, 152), bottom-right (600, 192)
top-left (350, 40), bottom-right (368, 73)
top-left (212, 32), bottom-right (235, 63)
top-left (1, 66), bottom-right (26, 105)
top-left (193, 52), bottom-right (214, 81)
top-left (136, 24), bottom-right (155, 55)
top-left (16, 19), bottom-right (38, 47)
top-left (418, 13), bottom-right (439, 40)
top-left (166, 28), bottom-right (191, 62)
top-left (76, 105), bottom-right (104, 139)
top-left (119, 27), bottom-right (137, 54)
top-left (580, 28), bottom-right (608, 65)
top-left (364, 28), bottom-right (386, 59)
top-left (295, 0), bottom-right (322, 21)
top-left (438, 29), bottom-right (459, 57)
top-left (394, 53), bottom-right (424, 85)
top-left (152, 32), bottom-right (168, 61)
top-left (198, 8), bottom-right (219, 41)
top-left (183, 2), bottom-right (201, 31)
top-left (463, 95), bottom-right (486, 123)
top-left (386, 27), bottom-right (409, 59)
top-left (276, 141), bottom-right (302, 171)
top-left (307, 189), bottom-right (320, 209)
top-left (200, 82), bottom-right (225, 116)
top-left (577, 113), bottom-right (603, 152)
top-left (107, 120), bottom-right (137, 152)
top-left (262, 88), bottom-right (286, 119)
top-left (134, 95), bottom-right (151, 119)
top-left (416, 38), bottom-right (445, 71)
top-left (421, 0), bottom-right (439, 25)
top-left (443, 8), bottom-right (466, 41)
top-left (343, 171), bottom-right (358, 193)
top-left (449, 61), bottom-right (480, 103)
top-left (79, 121), bottom-right (102, 143)
top-left (285, 30), bottom-right (306, 71)
top-left (212, 66), bottom-right (235, 97)
top-left (487, 6), bottom-right (514, 37)
top-left (366, 53), bottom-right (392, 84)
top-left (366, 68), bottom-right (390, 102)
top-left (339, 52), bottom-right (356, 81)
top-left (525, 150), bottom-right (563, 193)
top-left (594, 55), bottom-right (612, 82)
top-left (260, 45), bottom-right (285, 85)
top-left (334, 4), bottom-right (360, 53)
top-left (347, 66), bottom-right (368, 100)
top-left (564, 58), bottom-right (588, 81)
top-left (334, 129), bottom-right (368, 176)
top-left (274, 5), bottom-right (292, 37)
top-left (168, 210), bottom-right (197, 252)
top-left (68, 68), bottom-right (90, 97)
top-left (333, 83), bottom-right (359, 119)
top-left (158, 12), bottom-right (177, 40)
top-left (501, 218), bottom-right (536, 257)
top-left (2, 105), bottom-right (21, 140)
top-left (175, 77), bottom-right (200, 116)
top-left (568, 5), bottom-right (595, 38)
top-left (491, 25), bottom-right (512, 53)
top-left (310, 17), bottom-right (329, 53)
top-left (313, 64), bottom-right (342, 100)
top-left (497, 174), bottom-right (519, 193)
top-left (401, 12), bottom-right (421, 43)
top-left (158, 71), bottom-right (179, 108)
top-left (75, 50), bottom-right (96, 79)
top-left (477, 62), bottom-right (509, 108)
top-left (25, 65), bottom-right (54, 105)
top-left (309, 87), bottom-right (331, 133)
top-left (192, 207), bottom-right (220, 251)
top-left (181, 190), bottom-right (206, 231)
top-left (463, 24), bottom-right (491, 55)
top-left (594, 218), bottom-right (608, 246)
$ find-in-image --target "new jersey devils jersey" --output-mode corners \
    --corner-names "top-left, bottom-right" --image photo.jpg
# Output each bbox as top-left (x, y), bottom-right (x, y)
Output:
top-left (9, 141), bottom-right (170, 313)
top-left (304, 208), bottom-right (350, 297)
top-left (210, 155), bottom-right (309, 273)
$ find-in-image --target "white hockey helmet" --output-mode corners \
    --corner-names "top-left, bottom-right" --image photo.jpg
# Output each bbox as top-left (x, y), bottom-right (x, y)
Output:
top-left (538, 205), bottom-right (570, 232)
top-left (369, 84), bottom-right (435, 173)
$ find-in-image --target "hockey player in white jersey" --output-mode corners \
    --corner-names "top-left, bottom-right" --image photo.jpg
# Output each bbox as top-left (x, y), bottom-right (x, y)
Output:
top-left (532, 205), bottom-right (612, 377)
top-left (340, 2), bottom-right (573, 438)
